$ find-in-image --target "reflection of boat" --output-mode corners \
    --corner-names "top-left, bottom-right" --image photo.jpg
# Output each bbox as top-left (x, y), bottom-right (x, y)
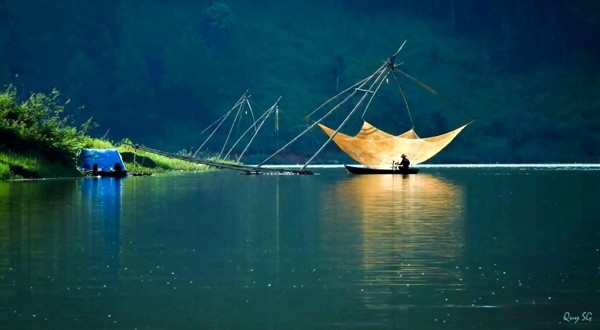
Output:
top-left (344, 164), bottom-right (419, 175)
top-left (320, 173), bottom-right (465, 310)
top-left (334, 173), bottom-right (462, 220)
top-left (80, 177), bottom-right (123, 254)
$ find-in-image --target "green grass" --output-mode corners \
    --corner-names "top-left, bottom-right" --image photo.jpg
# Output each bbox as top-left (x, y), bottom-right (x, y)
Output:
top-left (79, 138), bottom-right (217, 175)
top-left (0, 140), bottom-right (218, 180)
top-left (0, 152), bottom-right (40, 180)
top-left (0, 149), bottom-right (81, 180)
top-left (82, 137), bottom-right (115, 149)
top-left (0, 86), bottom-right (229, 180)
top-left (118, 143), bottom-right (211, 174)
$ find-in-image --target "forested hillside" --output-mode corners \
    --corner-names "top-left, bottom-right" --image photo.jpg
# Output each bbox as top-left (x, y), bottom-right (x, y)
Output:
top-left (1, 0), bottom-right (598, 163)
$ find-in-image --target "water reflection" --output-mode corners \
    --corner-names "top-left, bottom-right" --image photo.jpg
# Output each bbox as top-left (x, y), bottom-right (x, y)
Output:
top-left (322, 174), bottom-right (465, 311)
top-left (0, 180), bottom-right (80, 280)
top-left (0, 178), bottom-right (125, 328)
top-left (1, 171), bottom-right (597, 328)
top-left (79, 177), bottom-right (123, 256)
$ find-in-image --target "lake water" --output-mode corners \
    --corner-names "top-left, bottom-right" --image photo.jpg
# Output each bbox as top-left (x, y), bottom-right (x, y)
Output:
top-left (1, 166), bottom-right (599, 329)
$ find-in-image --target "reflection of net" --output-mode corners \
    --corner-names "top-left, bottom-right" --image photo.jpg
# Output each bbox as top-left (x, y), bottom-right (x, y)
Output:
top-left (321, 174), bottom-right (465, 310)
top-left (318, 121), bottom-right (469, 168)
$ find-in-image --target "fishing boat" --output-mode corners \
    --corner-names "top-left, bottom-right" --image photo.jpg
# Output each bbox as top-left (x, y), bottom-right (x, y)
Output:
top-left (91, 169), bottom-right (128, 178)
top-left (129, 43), bottom-right (469, 176)
top-left (256, 41), bottom-right (471, 175)
top-left (319, 120), bottom-right (467, 173)
top-left (78, 148), bottom-right (129, 178)
top-left (344, 164), bottom-right (419, 175)
top-left (315, 42), bottom-right (470, 173)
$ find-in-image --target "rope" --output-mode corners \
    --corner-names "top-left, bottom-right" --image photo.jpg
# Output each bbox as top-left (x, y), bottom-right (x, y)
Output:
top-left (219, 99), bottom-right (245, 158)
top-left (236, 98), bottom-right (281, 161)
top-left (257, 88), bottom-right (359, 167)
top-left (304, 75), bottom-right (371, 121)
top-left (193, 92), bottom-right (248, 157)
top-left (301, 63), bottom-right (390, 169)
top-left (396, 68), bottom-right (475, 121)
top-left (390, 69), bottom-right (415, 129)
top-left (259, 54), bottom-right (395, 167)
top-left (222, 104), bottom-right (271, 160)
top-left (244, 96), bottom-right (258, 134)
top-left (361, 66), bottom-right (390, 119)
top-left (193, 110), bottom-right (232, 157)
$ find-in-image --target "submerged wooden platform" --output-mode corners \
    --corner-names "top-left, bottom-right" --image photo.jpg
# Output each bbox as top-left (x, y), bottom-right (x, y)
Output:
top-left (123, 143), bottom-right (314, 175)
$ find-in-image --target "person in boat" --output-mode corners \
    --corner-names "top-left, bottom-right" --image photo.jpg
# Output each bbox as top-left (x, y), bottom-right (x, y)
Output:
top-left (114, 163), bottom-right (123, 172)
top-left (400, 154), bottom-right (410, 170)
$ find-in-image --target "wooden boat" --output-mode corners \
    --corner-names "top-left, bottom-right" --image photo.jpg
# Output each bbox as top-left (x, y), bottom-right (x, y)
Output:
top-left (87, 169), bottom-right (128, 178)
top-left (98, 170), bottom-right (128, 178)
top-left (345, 164), bottom-right (419, 175)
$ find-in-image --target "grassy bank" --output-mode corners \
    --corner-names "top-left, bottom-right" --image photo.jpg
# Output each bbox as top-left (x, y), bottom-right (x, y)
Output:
top-left (0, 86), bottom-right (211, 180)
top-left (0, 137), bottom-right (212, 180)
top-left (0, 149), bottom-right (82, 179)
top-left (118, 142), bottom-right (210, 175)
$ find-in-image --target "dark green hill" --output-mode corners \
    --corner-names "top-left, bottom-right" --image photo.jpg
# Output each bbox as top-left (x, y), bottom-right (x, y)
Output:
top-left (1, 1), bottom-right (598, 163)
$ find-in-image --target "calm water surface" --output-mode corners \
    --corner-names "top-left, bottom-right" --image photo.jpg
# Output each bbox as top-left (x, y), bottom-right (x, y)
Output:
top-left (1, 167), bottom-right (599, 329)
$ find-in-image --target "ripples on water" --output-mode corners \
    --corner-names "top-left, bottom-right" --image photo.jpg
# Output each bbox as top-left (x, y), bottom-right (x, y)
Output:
top-left (0, 165), bottom-right (599, 329)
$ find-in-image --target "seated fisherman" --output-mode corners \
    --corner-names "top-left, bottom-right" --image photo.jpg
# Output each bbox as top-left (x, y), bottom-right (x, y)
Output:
top-left (400, 154), bottom-right (410, 170)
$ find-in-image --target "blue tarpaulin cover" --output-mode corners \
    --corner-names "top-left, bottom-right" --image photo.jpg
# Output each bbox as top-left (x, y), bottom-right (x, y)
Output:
top-left (77, 149), bottom-right (126, 172)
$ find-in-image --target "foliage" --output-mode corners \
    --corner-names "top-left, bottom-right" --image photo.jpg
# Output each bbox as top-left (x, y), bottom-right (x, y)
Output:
top-left (0, 162), bottom-right (9, 180)
top-left (82, 136), bottom-right (115, 149)
top-left (0, 86), bottom-right (104, 179)
top-left (0, 149), bottom-right (80, 180)
top-left (0, 85), bottom-right (93, 162)
top-left (0, 152), bottom-right (41, 180)
top-left (118, 143), bottom-right (211, 174)
top-left (2, 1), bottom-right (600, 162)
top-left (0, 85), bottom-right (217, 179)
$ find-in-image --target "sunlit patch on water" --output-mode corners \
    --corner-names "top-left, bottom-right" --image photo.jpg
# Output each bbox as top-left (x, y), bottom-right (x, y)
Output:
top-left (318, 173), bottom-right (468, 311)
